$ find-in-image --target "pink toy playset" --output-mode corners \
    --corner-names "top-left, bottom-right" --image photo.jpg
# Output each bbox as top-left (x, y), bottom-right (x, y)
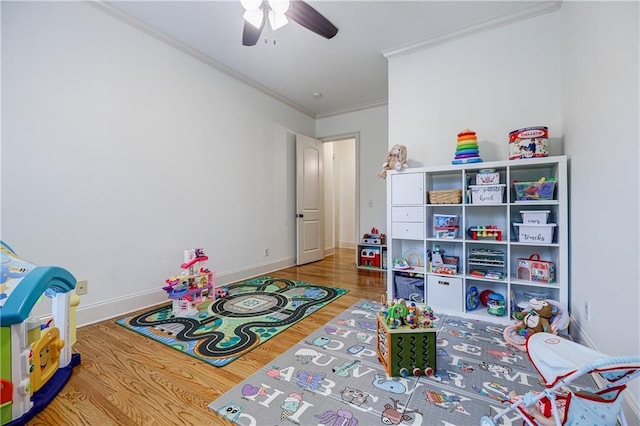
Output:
top-left (162, 248), bottom-right (217, 318)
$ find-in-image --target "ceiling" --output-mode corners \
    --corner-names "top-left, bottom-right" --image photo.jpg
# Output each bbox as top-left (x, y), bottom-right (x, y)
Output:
top-left (98, 1), bottom-right (559, 118)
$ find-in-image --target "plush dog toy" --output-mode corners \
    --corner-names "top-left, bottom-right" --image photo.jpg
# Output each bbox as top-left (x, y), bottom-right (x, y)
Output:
top-left (377, 144), bottom-right (408, 179)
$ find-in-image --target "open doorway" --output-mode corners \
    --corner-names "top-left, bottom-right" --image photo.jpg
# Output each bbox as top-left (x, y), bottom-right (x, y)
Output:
top-left (322, 136), bottom-right (357, 257)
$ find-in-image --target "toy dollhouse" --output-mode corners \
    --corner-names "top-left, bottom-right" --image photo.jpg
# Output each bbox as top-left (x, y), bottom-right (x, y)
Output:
top-left (162, 248), bottom-right (216, 318)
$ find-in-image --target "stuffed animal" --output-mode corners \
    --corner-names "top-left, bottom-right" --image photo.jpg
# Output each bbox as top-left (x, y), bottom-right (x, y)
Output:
top-left (377, 144), bottom-right (408, 179)
top-left (515, 298), bottom-right (557, 337)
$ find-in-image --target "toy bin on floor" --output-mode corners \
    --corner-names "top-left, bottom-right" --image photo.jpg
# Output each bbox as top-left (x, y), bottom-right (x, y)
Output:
top-left (376, 312), bottom-right (436, 377)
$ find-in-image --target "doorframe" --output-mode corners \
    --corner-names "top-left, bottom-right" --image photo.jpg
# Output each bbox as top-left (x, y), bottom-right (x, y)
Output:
top-left (319, 132), bottom-right (360, 261)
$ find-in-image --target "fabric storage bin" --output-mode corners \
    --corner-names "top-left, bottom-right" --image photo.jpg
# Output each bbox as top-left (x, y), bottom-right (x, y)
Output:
top-left (427, 275), bottom-right (463, 311)
top-left (394, 274), bottom-right (424, 300)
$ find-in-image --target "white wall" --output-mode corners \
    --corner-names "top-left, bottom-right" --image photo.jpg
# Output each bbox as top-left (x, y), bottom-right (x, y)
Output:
top-left (1, 2), bottom-right (315, 324)
top-left (317, 105), bottom-right (389, 238)
top-left (389, 12), bottom-right (562, 167)
top-left (561, 1), bottom-right (639, 418)
top-left (388, 4), bottom-right (639, 419)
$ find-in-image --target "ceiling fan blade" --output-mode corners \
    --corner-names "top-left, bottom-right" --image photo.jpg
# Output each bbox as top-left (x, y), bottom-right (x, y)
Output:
top-left (285, 0), bottom-right (338, 40)
top-left (242, 7), bottom-right (267, 46)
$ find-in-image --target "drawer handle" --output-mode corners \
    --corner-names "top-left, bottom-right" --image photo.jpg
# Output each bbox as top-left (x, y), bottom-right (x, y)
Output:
top-left (437, 280), bottom-right (449, 286)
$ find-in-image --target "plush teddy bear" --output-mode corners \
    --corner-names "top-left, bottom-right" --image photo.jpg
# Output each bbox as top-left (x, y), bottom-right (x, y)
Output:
top-left (515, 298), bottom-right (556, 337)
top-left (377, 144), bottom-right (408, 179)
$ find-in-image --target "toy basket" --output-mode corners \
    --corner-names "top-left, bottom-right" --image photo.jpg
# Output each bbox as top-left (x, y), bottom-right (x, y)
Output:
top-left (514, 180), bottom-right (556, 201)
top-left (428, 189), bottom-right (462, 204)
top-left (394, 274), bottom-right (424, 300)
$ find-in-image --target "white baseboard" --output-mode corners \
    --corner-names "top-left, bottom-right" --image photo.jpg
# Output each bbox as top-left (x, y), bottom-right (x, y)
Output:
top-left (569, 315), bottom-right (640, 423)
top-left (76, 257), bottom-right (296, 327)
top-left (338, 242), bottom-right (356, 249)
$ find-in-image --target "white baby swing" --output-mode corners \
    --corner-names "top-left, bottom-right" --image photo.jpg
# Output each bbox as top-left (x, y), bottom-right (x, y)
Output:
top-left (481, 333), bottom-right (640, 426)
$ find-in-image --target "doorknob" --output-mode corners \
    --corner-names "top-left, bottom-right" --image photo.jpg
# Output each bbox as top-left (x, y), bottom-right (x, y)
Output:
top-left (296, 214), bottom-right (304, 218)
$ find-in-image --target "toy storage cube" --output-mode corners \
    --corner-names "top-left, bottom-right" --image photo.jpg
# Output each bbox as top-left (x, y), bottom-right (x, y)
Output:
top-left (376, 313), bottom-right (437, 377)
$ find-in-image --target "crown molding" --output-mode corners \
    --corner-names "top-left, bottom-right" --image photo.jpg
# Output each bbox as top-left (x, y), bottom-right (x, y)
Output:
top-left (316, 98), bottom-right (388, 119)
top-left (86, 1), bottom-right (316, 118)
top-left (383, 1), bottom-right (562, 60)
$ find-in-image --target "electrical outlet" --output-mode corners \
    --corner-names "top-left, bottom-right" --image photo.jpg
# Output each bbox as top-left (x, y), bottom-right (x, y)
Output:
top-left (76, 280), bottom-right (88, 295)
top-left (264, 247), bottom-right (270, 257)
top-left (584, 300), bottom-right (590, 322)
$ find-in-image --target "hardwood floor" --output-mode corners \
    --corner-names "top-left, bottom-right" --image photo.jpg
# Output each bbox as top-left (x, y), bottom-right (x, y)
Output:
top-left (30, 248), bottom-right (386, 425)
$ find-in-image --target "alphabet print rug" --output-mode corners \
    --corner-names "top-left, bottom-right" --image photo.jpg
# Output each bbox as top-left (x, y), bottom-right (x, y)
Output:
top-left (209, 299), bottom-right (594, 425)
top-left (116, 276), bottom-right (347, 367)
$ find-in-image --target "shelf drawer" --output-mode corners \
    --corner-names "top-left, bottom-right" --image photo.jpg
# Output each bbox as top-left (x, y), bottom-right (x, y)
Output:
top-left (427, 275), bottom-right (463, 312)
top-left (391, 222), bottom-right (424, 239)
top-left (392, 206), bottom-right (424, 222)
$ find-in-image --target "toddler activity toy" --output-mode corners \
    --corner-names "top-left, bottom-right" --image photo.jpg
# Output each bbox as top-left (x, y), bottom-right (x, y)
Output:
top-left (0, 241), bottom-right (81, 426)
top-left (452, 129), bottom-right (482, 164)
top-left (162, 248), bottom-right (219, 318)
top-left (467, 225), bottom-right (503, 241)
top-left (376, 298), bottom-right (436, 378)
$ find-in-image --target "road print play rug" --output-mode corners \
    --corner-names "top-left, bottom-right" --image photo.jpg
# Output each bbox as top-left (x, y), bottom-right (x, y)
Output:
top-left (209, 299), bottom-right (594, 425)
top-left (116, 276), bottom-right (347, 367)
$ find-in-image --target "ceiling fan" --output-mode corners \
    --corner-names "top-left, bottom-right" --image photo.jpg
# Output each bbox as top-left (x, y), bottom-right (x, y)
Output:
top-left (240, 0), bottom-right (338, 46)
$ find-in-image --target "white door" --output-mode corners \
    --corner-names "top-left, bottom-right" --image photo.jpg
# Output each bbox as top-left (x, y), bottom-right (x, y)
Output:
top-left (296, 134), bottom-right (324, 265)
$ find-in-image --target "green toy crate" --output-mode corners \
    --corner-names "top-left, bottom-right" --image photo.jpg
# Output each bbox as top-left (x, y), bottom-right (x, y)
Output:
top-left (376, 312), bottom-right (437, 377)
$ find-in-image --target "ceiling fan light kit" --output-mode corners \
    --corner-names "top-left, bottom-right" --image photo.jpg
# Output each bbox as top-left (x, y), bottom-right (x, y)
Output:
top-left (241, 0), bottom-right (338, 46)
top-left (268, 9), bottom-right (288, 30)
top-left (243, 9), bottom-right (264, 29)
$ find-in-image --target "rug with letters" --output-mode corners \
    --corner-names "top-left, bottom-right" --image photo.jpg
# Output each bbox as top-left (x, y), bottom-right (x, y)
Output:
top-left (208, 298), bottom-right (594, 425)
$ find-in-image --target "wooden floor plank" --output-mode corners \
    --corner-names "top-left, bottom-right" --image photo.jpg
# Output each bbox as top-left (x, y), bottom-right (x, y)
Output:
top-left (28, 248), bottom-right (386, 425)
